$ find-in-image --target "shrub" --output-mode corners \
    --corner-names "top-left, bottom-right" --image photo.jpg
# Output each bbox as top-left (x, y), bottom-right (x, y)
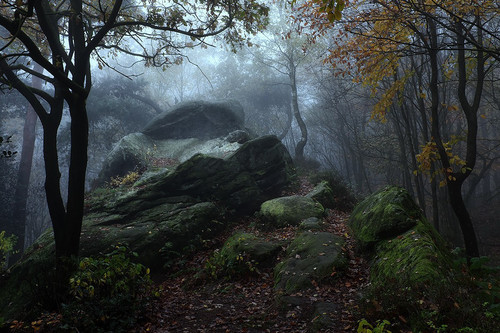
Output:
top-left (62, 245), bottom-right (153, 332)
top-left (108, 171), bottom-right (140, 188)
top-left (0, 231), bottom-right (16, 269)
top-left (357, 319), bottom-right (392, 333)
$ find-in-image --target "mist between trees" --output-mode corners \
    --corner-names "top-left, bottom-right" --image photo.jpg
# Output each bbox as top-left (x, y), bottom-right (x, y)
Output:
top-left (1, 0), bottom-right (499, 266)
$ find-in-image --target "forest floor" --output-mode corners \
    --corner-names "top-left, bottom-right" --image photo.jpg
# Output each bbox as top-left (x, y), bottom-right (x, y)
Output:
top-left (132, 180), bottom-right (373, 333)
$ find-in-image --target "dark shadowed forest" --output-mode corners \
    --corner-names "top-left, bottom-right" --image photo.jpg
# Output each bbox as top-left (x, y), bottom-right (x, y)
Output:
top-left (1, 1), bottom-right (499, 332)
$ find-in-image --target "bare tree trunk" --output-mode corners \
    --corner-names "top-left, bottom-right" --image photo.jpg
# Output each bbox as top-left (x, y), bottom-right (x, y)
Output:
top-left (289, 59), bottom-right (307, 162)
top-left (7, 64), bottom-right (43, 266)
top-left (277, 103), bottom-right (293, 140)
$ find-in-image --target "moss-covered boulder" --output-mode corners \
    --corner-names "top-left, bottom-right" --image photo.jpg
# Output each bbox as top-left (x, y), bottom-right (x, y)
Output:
top-left (274, 232), bottom-right (347, 294)
top-left (370, 221), bottom-right (453, 286)
top-left (306, 181), bottom-right (336, 209)
top-left (21, 200), bottom-right (223, 274)
top-left (349, 186), bottom-right (423, 250)
top-left (260, 196), bottom-right (325, 228)
top-left (206, 232), bottom-right (282, 279)
top-left (351, 187), bottom-right (462, 331)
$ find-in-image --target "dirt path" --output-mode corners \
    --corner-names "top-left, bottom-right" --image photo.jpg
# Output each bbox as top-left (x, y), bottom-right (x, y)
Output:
top-left (134, 210), bottom-right (370, 333)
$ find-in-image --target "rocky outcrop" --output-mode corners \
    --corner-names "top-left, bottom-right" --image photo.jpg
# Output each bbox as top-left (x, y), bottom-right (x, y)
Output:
top-left (27, 135), bottom-right (295, 272)
top-left (142, 100), bottom-right (245, 140)
top-left (0, 134), bottom-right (295, 320)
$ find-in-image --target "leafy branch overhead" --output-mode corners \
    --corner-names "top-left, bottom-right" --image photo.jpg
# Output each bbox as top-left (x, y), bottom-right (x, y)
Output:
top-left (292, 0), bottom-right (345, 22)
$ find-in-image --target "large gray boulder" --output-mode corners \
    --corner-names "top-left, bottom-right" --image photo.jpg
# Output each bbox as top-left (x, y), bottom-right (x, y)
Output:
top-left (142, 100), bottom-right (245, 140)
top-left (94, 100), bottom-right (250, 187)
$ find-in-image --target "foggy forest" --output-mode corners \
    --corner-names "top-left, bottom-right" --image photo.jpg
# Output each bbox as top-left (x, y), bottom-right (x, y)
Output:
top-left (0, 0), bottom-right (499, 332)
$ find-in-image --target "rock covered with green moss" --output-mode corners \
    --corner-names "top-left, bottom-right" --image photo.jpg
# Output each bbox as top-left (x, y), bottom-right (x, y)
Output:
top-left (206, 232), bottom-right (282, 279)
top-left (349, 186), bottom-right (423, 250)
top-left (370, 221), bottom-right (453, 285)
top-left (306, 181), bottom-right (335, 209)
top-left (260, 196), bottom-right (325, 228)
top-left (349, 186), bottom-right (460, 332)
top-left (274, 232), bottom-right (347, 294)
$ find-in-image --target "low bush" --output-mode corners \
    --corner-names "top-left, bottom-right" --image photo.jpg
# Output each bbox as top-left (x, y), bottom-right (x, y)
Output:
top-left (62, 245), bottom-right (154, 332)
top-left (362, 254), bottom-right (500, 332)
top-left (0, 231), bottom-right (16, 269)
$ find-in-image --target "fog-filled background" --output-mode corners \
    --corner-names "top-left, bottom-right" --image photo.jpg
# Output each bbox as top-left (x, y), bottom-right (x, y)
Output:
top-left (1, 1), bottom-right (499, 258)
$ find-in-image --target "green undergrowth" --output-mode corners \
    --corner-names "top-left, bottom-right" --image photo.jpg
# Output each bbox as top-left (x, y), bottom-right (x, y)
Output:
top-left (3, 244), bottom-right (156, 332)
top-left (62, 245), bottom-right (155, 332)
top-left (363, 251), bottom-right (500, 332)
top-left (0, 230), bottom-right (16, 269)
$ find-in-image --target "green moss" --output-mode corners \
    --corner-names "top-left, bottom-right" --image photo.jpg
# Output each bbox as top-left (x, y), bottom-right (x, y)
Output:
top-left (349, 186), bottom-right (423, 250)
top-left (274, 232), bottom-right (347, 294)
top-left (306, 181), bottom-right (335, 209)
top-left (206, 232), bottom-right (282, 279)
top-left (371, 221), bottom-right (453, 286)
top-left (260, 195), bottom-right (325, 228)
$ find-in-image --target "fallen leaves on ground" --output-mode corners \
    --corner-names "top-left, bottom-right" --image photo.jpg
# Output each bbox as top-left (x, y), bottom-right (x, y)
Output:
top-left (133, 196), bottom-right (371, 332)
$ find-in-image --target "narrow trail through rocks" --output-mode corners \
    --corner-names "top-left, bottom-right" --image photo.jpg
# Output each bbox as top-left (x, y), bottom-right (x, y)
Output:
top-left (134, 180), bottom-right (371, 333)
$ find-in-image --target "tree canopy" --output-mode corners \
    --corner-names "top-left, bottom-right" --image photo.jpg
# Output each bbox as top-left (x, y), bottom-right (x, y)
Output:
top-left (293, 0), bottom-right (500, 257)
